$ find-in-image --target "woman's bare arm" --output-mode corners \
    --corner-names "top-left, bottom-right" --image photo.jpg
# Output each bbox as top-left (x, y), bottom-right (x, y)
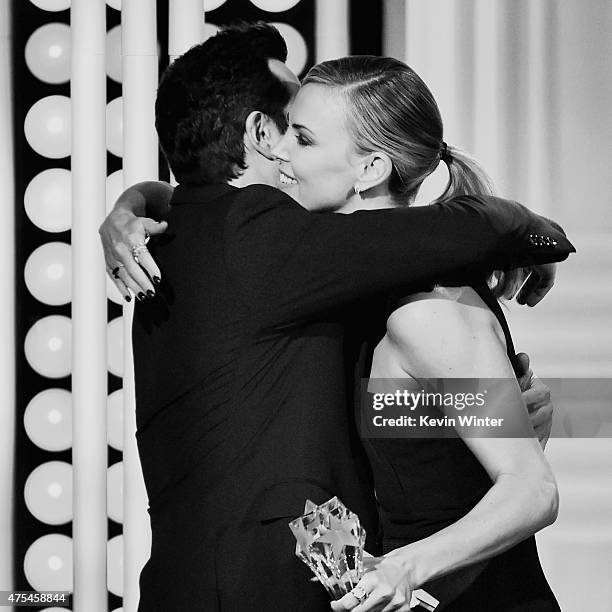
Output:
top-left (380, 287), bottom-right (558, 585)
top-left (333, 287), bottom-right (558, 611)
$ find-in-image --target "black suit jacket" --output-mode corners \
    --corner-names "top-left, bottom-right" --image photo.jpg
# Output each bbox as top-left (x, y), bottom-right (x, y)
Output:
top-left (132, 183), bottom-right (573, 611)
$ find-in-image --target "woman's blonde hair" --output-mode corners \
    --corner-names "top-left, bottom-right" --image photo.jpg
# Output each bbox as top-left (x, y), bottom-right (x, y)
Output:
top-left (303, 56), bottom-right (524, 299)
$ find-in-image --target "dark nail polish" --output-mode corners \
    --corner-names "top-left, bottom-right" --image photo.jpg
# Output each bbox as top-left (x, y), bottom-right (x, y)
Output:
top-left (124, 295), bottom-right (132, 303)
top-left (146, 290), bottom-right (155, 299)
top-left (137, 292), bottom-right (146, 301)
top-left (153, 275), bottom-right (161, 285)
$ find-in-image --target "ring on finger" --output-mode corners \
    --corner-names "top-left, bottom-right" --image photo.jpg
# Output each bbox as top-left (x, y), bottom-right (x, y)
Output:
top-left (131, 243), bottom-right (149, 263)
top-left (350, 585), bottom-right (369, 604)
top-left (112, 263), bottom-right (125, 279)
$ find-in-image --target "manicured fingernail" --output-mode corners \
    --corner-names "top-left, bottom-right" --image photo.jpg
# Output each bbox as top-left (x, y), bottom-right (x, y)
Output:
top-left (146, 290), bottom-right (155, 299)
top-left (137, 292), bottom-right (146, 301)
top-left (153, 275), bottom-right (161, 285)
top-left (124, 295), bottom-right (132, 303)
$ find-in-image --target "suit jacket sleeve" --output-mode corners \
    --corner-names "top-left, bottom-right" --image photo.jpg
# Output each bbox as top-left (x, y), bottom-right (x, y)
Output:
top-left (227, 185), bottom-right (575, 329)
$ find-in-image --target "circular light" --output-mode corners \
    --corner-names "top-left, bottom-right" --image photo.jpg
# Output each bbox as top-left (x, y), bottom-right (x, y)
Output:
top-left (271, 23), bottom-right (307, 75)
top-left (24, 534), bottom-right (73, 591)
top-left (106, 0), bottom-right (121, 9)
top-left (107, 317), bottom-right (124, 377)
top-left (106, 98), bottom-right (123, 157)
top-left (107, 462), bottom-right (123, 523)
top-left (107, 389), bottom-right (124, 450)
top-left (106, 169), bottom-right (124, 213)
top-left (24, 461), bottom-right (72, 525)
top-left (29, 0), bottom-right (71, 11)
top-left (204, 0), bottom-right (227, 11)
top-left (25, 316), bottom-right (72, 379)
top-left (25, 242), bottom-right (72, 306)
top-left (106, 25), bottom-right (122, 83)
top-left (250, 0), bottom-right (301, 11)
top-left (48, 483), bottom-right (62, 497)
top-left (203, 23), bottom-right (220, 42)
top-left (48, 409), bottom-right (62, 425)
top-left (25, 96), bottom-right (71, 159)
top-left (107, 535), bottom-right (124, 596)
top-left (41, 608), bottom-right (72, 612)
top-left (48, 337), bottom-right (62, 351)
top-left (25, 23), bottom-right (71, 84)
top-left (48, 556), bottom-right (62, 570)
top-left (24, 169), bottom-right (72, 233)
top-left (24, 389), bottom-right (72, 451)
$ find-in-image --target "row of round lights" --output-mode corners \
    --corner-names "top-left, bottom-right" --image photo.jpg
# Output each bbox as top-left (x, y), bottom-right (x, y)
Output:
top-left (24, 3), bottom-right (127, 606)
top-left (24, 460), bottom-right (123, 526)
top-left (24, 532), bottom-right (124, 599)
top-left (26, 23), bottom-right (124, 85)
top-left (30, 0), bottom-right (303, 13)
top-left (24, 315), bottom-right (123, 378)
top-left (24, 95), bottom-right (125, 159)
top-left (24, 388), bottom-right (124, 453)
top-left (22, 20), bottom-right (125, 377)
top-left (27, 1), bottom-right (308, 74)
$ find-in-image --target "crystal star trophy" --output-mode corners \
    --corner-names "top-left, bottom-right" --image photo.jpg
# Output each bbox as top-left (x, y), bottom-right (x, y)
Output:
top-left (289, 496), bottom-right (439, 610)
top-left (288, 496), bottom-right (365, 599)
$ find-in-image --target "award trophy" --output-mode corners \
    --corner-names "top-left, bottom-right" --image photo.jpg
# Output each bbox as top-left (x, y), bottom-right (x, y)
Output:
top-left (289, 496), bottom-right (438, 610)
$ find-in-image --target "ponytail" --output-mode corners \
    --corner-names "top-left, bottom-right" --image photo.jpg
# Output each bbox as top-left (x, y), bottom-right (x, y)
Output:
top-left (434, 145), bottom-right (526, 300)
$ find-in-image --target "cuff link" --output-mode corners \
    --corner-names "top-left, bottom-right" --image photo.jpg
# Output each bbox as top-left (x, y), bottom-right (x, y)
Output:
top-left (529, 233), bottom-right (558, 247)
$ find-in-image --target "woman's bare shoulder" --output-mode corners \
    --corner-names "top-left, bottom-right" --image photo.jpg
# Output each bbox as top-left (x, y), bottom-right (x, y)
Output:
top-left (384, 286), bottom-right (507, 377)
top-left (387, 286), bottom-right (498, 332)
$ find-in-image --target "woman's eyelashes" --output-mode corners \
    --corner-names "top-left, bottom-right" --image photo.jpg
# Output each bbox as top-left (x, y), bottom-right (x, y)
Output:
top-left (294, 132), bottom-right (312, 147)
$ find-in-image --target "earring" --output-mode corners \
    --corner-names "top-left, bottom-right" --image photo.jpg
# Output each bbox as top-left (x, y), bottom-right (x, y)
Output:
top-left (354, 184), bottom-right (361, 196)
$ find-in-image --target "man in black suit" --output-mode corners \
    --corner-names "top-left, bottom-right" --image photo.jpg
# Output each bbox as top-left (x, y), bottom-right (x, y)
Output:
top-left (100, 23), bottom-right (572, 611)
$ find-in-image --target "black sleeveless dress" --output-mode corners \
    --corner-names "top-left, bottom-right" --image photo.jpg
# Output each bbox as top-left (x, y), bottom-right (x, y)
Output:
top-left (361, 284), bottom-right (561, 611)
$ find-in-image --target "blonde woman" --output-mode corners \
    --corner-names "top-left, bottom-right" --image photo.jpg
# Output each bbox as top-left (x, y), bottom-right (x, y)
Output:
top-left (272, 56), bottom-right (561, 612)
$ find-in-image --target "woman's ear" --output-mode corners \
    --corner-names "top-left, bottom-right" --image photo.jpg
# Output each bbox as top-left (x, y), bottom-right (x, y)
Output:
top-left (244, 111), bottom-right (279, 160)
top-left (354, 151), bottom-right (393, 194)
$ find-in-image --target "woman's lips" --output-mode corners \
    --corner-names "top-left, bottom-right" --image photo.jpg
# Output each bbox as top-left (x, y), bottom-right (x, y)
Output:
top-left (279, 169), bottom-right (297, 185)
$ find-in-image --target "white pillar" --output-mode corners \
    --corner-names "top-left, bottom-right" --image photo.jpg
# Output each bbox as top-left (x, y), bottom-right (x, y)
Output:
top-left (403, 0), bottom-right (431, 79)
top-left (404, 0), bottom-right (473, 149)
top-left (414, 2), bottom-right (506, 189)
top-left (169, 0), bottom-right (204, 62)
top-left (525, 0), bottom-right (553, 216)
top-left (383, 0), bottom-right (405, 59)
top-left (472, 0), bottom-right (503, 186)
top-left (70, 1), bottom-right (108, 611)
top-left (0, 0), bottom-right (15, 596)
top-left (402, 0), bottom-right (477, 202)
top-left (315, 0), bottom-right (349, 62)
top-left (121, 2), bottom-right (158, 610)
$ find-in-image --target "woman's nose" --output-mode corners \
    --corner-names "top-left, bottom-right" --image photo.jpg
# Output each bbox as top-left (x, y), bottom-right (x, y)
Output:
top-left (271, 131), bottom-right (291, 162)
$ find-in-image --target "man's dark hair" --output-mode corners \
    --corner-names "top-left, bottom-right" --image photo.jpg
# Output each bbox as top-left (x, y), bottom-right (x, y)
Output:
top-left (155, 22), bottom-right (290, 184)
